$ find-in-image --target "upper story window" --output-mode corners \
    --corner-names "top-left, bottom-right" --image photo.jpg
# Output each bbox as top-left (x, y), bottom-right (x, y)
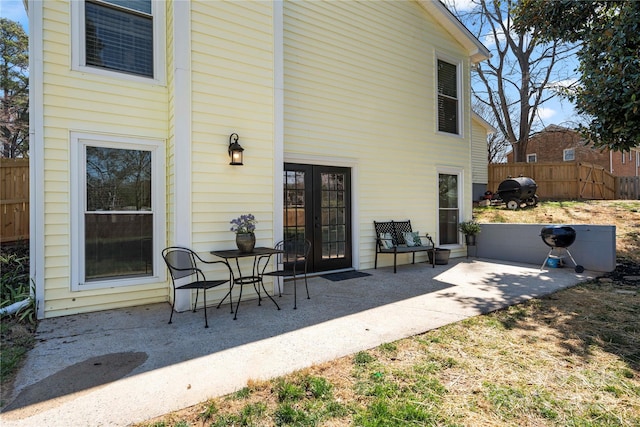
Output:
top-left (527, 153), bottom-right (537, 163)
top-left (563, 148), bottom-right (575, 161)
top-left (72, 0), bottom-right (165, 83)
top-left (437, 59), bottom-right (460, 135)
top-left (86, 0), bottom-right (153, 77)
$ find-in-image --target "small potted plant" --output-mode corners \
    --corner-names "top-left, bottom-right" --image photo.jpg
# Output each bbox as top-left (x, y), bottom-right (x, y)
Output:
top-left (458, 219), bottom-right (481, 246)
top-left (230, 213), bottom-right (257, 253)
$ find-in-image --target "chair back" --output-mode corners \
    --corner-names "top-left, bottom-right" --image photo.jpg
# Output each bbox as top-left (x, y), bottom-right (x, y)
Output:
top-left (272, 239), bottom-right (311, 272)
top-left (162, 247), bottom-right (197, 280)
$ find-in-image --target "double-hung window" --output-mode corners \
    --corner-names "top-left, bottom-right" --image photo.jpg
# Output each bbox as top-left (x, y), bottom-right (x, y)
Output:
top-left (437, 59), bottom-right (460, 135)
top-left (71, 133), bottom-right (165, 291)
top-left (73, 0), bottom-right (164, 82)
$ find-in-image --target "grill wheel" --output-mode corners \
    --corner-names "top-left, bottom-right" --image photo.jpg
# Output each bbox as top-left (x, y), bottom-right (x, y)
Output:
top-left (506, 199), bottom-right (519, 210)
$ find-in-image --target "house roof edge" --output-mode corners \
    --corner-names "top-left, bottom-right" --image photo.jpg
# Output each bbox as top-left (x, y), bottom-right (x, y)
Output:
top-left (418, 0), bottom-right (491, 63)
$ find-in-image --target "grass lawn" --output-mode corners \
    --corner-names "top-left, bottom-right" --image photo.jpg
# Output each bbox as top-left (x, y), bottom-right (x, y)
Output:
top-left (137, 200), bottom-right (640, 427)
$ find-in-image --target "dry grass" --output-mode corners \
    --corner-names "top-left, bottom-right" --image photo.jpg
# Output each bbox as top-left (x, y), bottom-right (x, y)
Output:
top-left (116, 201), bottom-right (640, 426)
top-left (473, 199), bottom-right (640, 262)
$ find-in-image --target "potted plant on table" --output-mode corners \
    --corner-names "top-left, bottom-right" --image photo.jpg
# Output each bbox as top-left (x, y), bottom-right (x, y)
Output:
top-left (458, 219), bottom-right (481, 246)
top-left (230, 213), bottom-right (257, 253)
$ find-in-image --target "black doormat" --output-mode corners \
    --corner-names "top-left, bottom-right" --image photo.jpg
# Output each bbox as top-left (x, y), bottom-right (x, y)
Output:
top-left (321, 271), bottom-right (372, 282)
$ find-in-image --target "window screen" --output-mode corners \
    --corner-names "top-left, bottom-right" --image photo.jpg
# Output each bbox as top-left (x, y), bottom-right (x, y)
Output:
top-left (85, 0), bottom-right (153, 78)
top-left (438, 60), bottom-right (458, 134)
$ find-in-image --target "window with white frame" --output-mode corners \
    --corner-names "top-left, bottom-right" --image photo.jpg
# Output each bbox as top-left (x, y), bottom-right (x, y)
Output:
top-left (527, 153), bottom-right (537, 163)
top-left (72, 0), bottom-right (164, 82)
top-left (437, 59), bottom-right (460, 135)
top-left (563, 148), bottom-right (575, 161)
top-left (71, 133), bottom-right (165, 290)
top-left (438, 171), bottom-right (461, 245)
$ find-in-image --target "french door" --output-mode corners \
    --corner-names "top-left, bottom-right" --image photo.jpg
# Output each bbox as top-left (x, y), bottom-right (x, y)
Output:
top-left (284, 164), bottom-right (352, 272)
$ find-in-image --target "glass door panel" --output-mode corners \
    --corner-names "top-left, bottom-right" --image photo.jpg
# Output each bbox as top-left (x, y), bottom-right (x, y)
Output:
top-left (284, 164), bottom-right (351, 272)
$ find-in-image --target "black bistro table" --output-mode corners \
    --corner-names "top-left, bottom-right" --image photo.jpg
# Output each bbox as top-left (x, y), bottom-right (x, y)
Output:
top-left (210, 247), bottom-right (282, 319)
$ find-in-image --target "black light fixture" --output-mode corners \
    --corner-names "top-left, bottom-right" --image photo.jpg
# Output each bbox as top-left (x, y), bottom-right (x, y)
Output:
top-left (228, 133), bottom-right (244, 166)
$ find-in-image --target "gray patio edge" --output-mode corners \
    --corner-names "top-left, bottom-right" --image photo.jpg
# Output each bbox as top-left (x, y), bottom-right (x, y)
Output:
top-left (0, 258), bottom-right (596, 426)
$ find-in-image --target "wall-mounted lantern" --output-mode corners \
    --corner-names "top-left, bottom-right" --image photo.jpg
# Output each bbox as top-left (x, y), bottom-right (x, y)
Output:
top-left (228, 133), bottom-right (244, 166)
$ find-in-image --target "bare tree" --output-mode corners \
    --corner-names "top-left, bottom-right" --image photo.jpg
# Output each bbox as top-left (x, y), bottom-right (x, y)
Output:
top-left (447, 0), bottom-right (578, 162)
top-left (473, 101), bottom-right (510, 164)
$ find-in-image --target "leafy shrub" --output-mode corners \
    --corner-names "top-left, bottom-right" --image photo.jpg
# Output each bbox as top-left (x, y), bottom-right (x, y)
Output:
top-left (0, 243), bottom-right (35, 324)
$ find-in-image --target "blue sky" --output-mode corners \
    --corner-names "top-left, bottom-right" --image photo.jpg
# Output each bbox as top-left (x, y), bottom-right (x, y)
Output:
top-left (2, 0), bottom-right (576, 127)
top-left (2, 0), bottom-right (28, 29)
top-left (446, 0), bottom-right (580, 128)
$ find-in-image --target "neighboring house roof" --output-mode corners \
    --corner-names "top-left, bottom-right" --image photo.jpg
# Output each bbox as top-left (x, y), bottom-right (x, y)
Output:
top-left (472, 112), bottom-right (497, 134)
top-left (418, 0), bottom-right (491, 63)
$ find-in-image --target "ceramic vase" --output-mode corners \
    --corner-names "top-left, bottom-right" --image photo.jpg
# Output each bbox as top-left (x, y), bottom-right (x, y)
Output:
top-left (236, 232), bottom-right (256, 253)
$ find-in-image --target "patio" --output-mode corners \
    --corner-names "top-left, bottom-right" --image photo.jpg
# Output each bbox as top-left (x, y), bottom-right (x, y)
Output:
top-left (0, 258), bottom-right (596, 426)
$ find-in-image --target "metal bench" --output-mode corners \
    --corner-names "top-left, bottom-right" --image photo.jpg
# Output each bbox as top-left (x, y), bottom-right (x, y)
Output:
top-left (374, 220), bottom-right (435, 273)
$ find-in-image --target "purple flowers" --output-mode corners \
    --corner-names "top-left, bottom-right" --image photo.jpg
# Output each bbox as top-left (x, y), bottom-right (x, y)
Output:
top-left (230, 213), bottom-right (256, 234)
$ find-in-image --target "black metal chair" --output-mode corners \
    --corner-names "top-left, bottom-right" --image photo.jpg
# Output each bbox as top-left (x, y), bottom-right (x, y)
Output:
top-left (259, 239), bottom-right (311, 309)
top-left (162, 246), bottom-right (233, 328)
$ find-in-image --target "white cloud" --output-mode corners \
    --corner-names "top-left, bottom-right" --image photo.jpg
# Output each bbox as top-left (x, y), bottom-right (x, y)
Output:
top-left (446, 0), bottom-right (478, 12)
top-left (535, 107), bottom-right (556, 122)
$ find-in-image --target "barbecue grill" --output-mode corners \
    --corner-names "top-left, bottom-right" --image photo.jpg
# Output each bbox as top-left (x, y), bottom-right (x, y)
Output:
top-left (540, 225), bottom-right (584, 273)
top-left (497, 176), bottom-right (539, 210)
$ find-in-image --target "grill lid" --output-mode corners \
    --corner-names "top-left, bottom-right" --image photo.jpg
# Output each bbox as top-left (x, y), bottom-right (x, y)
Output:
top-left (540, 225), bottom-right (576, 248)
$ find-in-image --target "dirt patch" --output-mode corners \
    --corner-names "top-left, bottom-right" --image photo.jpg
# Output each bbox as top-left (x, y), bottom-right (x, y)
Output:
top-left (473, 200), bottom-right (640, 264)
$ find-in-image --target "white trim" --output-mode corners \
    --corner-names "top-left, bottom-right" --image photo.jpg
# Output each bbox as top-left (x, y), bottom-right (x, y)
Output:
top-left (472, 112), bottom-right (496, 134)
top-left (70, 0), bottom-right (166, 85)
top-left (274, 0), bottom-right (284, 247)
top-left (436, 166), bottom-right (464, 249)
top-left (173, 0), bottom-right (191, 247)
top-left (28, 0), bottom-right (45, 319)
top-left (172, 1), bottom-right (192, 311)
top-left (417, 0), bottom-right (491, 63)
top-left (527, 153), bottom-right (537, 163)
top-left (70, 132), bottom-right (166, 291)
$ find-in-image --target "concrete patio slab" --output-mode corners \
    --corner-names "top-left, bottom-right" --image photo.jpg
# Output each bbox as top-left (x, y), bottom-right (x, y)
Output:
top-left (0, 258), bottom-right (596, 426)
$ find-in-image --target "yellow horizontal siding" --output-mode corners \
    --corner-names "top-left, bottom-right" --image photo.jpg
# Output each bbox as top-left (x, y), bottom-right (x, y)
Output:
top-left (37, 0), bottom-right (478, 316)
top-left (189, 1), bottom-right (275, 253)
top-left (39, 0), bottom-right (170, 318)
top-left (283, 0), bottom-right (473, 269)
top-left (472, 119), bottom-right (489, 183)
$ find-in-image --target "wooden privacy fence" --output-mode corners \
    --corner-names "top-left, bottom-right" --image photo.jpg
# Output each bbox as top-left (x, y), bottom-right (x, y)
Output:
top-left (1, 158), bottom-right (29, 243)
top-left (488, 162), bottom-right (616, 200)
top-left (616, 176), bottom-right (640, 200)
